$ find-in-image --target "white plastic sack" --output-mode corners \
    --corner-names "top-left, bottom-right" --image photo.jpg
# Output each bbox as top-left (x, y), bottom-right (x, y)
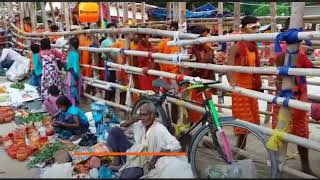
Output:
top-left (5, 56), bottom-right (30, 82)
top-left (40, 162), bottom-right (74, 178)
top-left (142, 156), bottom-right (195, 178)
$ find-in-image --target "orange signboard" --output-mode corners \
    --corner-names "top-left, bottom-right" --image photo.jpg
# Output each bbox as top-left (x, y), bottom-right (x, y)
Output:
top-left (79, 3), bottom-right (99, 23)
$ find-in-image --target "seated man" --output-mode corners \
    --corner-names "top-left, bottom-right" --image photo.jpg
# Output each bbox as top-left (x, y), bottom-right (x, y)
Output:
top-left (0, 48), bottom-right (25, 69)
top-left (106, 103), bottom-right (194, 178)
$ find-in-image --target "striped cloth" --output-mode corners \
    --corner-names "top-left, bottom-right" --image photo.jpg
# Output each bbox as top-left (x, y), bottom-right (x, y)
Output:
top-left (69, 143), bottom-right (110, 163)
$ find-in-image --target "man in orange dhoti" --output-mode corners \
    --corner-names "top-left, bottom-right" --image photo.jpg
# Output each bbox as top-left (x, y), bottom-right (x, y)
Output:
top-left (227, 16), bottom-right (262, 149)
top-left (158, 22), bottom-right (181, 124)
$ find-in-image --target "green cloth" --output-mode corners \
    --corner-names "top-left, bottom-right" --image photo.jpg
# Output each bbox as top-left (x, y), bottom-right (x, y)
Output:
top-left (100, 38), bottom-right (116, 62)
top-left (66, 50), bottom-right (80, 78)
top-left (32, 53), bottom-right (42, 76)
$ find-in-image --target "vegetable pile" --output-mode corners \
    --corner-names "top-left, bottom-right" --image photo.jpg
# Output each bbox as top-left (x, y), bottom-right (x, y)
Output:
top-left (21, 112), bottom-right (46, 124)
top-left (26, 141), bottom-right (77, 168)
top-left (10, 82), bottom-right (25, 90)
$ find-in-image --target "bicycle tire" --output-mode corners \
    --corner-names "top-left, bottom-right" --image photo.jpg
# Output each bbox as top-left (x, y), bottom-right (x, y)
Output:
top-left (188, 117), bottom-right (278, 178)
top-left (130, 97), bottom-right (174, 135)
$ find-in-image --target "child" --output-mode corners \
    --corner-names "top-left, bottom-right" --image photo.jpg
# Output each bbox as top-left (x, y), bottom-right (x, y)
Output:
top-left (53, 95), bottom-right (89, 139)
top-left (42, 85), bottom-right (60, 116)
top-left (29, 43), bottom-right (42, 87)
top-left (66, 37), bottom-right (82, 105)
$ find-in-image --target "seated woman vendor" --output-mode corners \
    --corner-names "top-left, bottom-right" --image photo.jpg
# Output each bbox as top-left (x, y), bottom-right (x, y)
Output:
top-left (53, 95), bottom-right (89, 139)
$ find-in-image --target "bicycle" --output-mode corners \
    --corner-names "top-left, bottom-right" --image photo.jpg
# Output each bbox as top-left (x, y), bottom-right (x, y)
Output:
top-left (131, 77), bottom-right (278, 178)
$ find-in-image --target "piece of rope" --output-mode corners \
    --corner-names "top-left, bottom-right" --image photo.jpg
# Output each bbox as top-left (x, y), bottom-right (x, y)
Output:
top-left (274, 28), bottom-right (312, 53)
top-left (277, 49), bottom-right (299, 76)
top-left (266, 129), bottom-right (286, 151)
top-left (119, 48), bottom-right (126, 56)
top-left (272, 89), bottom-right (294, 107)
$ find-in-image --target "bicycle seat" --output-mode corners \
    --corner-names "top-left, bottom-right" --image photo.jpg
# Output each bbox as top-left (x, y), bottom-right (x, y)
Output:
top-left (152, 78), bottom-right (172, 92)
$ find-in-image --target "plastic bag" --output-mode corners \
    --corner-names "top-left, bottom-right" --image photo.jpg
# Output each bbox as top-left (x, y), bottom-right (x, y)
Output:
top-left (206, 159), bottom-right (256, 178)
top-left (6, 56), bottom-right (30, 82)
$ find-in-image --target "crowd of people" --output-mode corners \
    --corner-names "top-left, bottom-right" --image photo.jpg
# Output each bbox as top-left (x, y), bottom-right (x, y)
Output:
top-left (0, 13), bottom-right (320, 177)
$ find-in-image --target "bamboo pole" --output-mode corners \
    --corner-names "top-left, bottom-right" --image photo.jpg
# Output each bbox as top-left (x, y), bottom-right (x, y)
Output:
top-left (64, 2), bottom-right (70, 32)
top-left (274, 1), bottom-right (305, 173)
top-left (217, 2), bottom-right (224, 112)
top-left (153, 59), bottom-right (320, 77)
top-left (100, 2), bottom-right (104, 28)
top-left (167, 31), bottom-right (320, 46)
top-left (264, 2), bottom-right (277, 124)
top-left (178, 2), bottom-right (186, 31)
top-left (106, 2), bottom-right (111, 24)
top-left (116, 2), bottom-right (120, 25)
top-left (141, 2), bottom-right (146, 25)
top-left (7, 2), bottom-right (13, 18)
top-left (29, 2), bottom-right (36, 32)
top-left (84, 92), bottom-right (131, 112)
top-left (24, 2), bottom-right (30, 18)
top-left (59, 2), bottom-right (65, 31)
top-left (40, 2), bottom-right (49, 32)
top-left (122, 2), bottom-right (132, 107)
top-left (9, 22), bottom-right (200, 38)
top-left (270, 2), bottom-right (277, 32)
top-left (19, 3), bottom-right (24, 30)
top-left (132, 2), bottom-right (137, 26)
top-left (166, 2), bottom-right (171, 30)
top-left (234, 2), bottom-right (241, 32)
top-left (69, 2), bottom-right (73, 27)
top-left (49, 2), bottom-right (56, 25)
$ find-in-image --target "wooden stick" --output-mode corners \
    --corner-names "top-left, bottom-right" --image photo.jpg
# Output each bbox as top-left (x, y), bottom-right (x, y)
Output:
top-left (29, 2), bottom-right (36, 32)
top-left (40, 2), bottom-right (49, 32)
top-left (233, 2), bottom-right (241, 33)
top-left (132, 2), bottom-right (137, 26)
top-left (265, 2), bottom-right (277, 124)
top-left (64, 2), bottom-right (70, 32)
top-left (69, 2), bottom-right (73, 27)
top-left (84, 92), bottom-right (131, 112)
top-left (116, 2), bottom-right (120, 24)
top-left (49, 2), bottom-right (56, 25)
top-left (106, 2), bottom-right (111, 23)
top-left (166, 2), bottom-right (171, 30)
top-left (141, 2), bottom-right (146, 25)
top-left (275, 1), bottom-right (305, 170)
top-left (178, 2), bottom-right (186, 31)
top-left (19, 3), bottom-right (24, 31)
top-left (7, 2), bottom-right (13, 17)
top-left (270, 2), bottom-right (277, 33)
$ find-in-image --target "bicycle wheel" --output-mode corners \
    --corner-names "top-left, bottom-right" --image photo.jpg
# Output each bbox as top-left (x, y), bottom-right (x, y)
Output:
top-left (131, 97), bottom-right (174, 134)
top-left (189, 117), bottom-right (278, 178)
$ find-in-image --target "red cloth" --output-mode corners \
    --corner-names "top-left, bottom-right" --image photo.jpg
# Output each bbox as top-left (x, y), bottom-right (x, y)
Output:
top-left (271, 52), bottom-right (312, 138)
top-left (311, 103), bottom-right (320, 120)
top-left (136, 44), bottom-right (157, 91)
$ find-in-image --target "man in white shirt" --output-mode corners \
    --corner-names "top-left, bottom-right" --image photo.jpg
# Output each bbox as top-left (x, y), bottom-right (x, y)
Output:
top-left (0, 48), bottom-right (24, 69)
top-left (106, 102), bottom-right (194, 178)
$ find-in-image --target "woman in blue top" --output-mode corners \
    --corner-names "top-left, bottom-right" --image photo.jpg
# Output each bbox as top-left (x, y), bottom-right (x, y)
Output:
top-left (66, 37), bottom-right (83, 105)
top-left (29, 43), bottom-right (42, 87)
top-left (53, 95), bottom-right (89, 139)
